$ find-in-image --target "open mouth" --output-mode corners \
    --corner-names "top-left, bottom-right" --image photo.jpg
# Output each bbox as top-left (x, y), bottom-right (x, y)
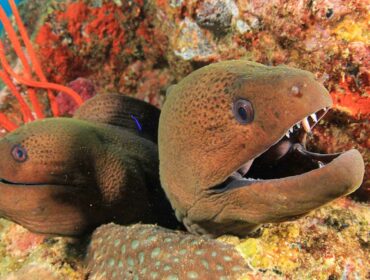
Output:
top-left (211, 107), bottom-right (344, 192)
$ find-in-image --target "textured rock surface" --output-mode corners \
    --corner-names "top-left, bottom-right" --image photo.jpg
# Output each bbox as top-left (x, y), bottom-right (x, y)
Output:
top-left (0, 219), bottom-right (86, 279)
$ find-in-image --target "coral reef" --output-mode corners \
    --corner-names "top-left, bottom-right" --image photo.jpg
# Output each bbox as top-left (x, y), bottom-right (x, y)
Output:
top-left (0, 0), bottom-right (368, 279)
top-left (0, 219), bottom-right (85, 280)
top-left (87, 223), bottom-right (249, 279)
top-left (231, 198), bottom-right (370, 279)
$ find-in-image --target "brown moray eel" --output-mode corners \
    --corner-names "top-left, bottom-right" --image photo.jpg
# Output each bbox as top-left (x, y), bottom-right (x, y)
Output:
top-left (158, 60), bottom-right (365, 237)
top-left (87, 223), bottom-right (249, 280)
top-left (0, 93), bottom-right (175, 235)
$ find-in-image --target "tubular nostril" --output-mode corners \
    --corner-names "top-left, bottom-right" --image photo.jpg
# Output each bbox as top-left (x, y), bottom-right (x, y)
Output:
top-left (291, 85), bottom-right (302, 97)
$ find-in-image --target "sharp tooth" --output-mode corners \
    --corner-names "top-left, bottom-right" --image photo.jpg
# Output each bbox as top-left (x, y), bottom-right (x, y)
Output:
top-left (296, 123), bottom-right (301, 128)
top-left (289, 127), bottom-right (294, 133)
top-left (310, 113), bottom-right (318, 122)
top-left (302, 117), bottom-right (311, 133)
top-left (285, 132), bottom-right (290, 138)
top-left (318, 161), bottom-right (324, 168)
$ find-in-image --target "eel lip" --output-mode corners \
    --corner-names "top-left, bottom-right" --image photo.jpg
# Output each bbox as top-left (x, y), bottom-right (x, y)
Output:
top-left (0, 178), bottom-right (49, 186)
top-left (214, 149), bottom-right (364, 223)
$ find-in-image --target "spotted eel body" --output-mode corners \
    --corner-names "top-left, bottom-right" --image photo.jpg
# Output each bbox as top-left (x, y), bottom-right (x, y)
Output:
top-left (87, 223), bottom-right (250, 280)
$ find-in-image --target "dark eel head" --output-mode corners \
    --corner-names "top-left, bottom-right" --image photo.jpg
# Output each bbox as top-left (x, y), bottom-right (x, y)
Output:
top-left (0, 94), bottom-right (174, 235)
top-left (159, 60), bottom-right (365, 237)
top-left (0, 118), bottom-right (101, 234)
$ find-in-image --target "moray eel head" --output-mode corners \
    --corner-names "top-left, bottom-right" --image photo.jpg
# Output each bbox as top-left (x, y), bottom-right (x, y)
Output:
top-left (0, 119), bottom-right (102, 234)
top-left (0, 92), bottom-right (170, 236)
top-left (159, 60), bottom-right (365, 237)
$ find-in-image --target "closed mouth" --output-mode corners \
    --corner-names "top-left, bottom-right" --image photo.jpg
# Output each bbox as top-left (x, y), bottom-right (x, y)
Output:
top-left (0, 178), bottom-right (62, 187)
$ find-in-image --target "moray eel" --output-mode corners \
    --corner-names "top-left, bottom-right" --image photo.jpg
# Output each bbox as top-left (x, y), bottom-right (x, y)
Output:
top-left (159, 60), bottom-right (365, 237)
top-left (0, 93), bottom-right (175, 235)
top-left (87, 223), bottom-right (249, 280)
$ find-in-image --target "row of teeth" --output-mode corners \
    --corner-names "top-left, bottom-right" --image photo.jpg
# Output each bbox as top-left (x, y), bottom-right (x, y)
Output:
top-left (285, 111), bottom-right (323, 138)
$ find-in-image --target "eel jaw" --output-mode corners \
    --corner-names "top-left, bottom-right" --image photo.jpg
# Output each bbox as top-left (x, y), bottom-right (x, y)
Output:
top-left (0, 181), bottom-right (102, 236)
top-left (196, 107), bottom-right (365, 236)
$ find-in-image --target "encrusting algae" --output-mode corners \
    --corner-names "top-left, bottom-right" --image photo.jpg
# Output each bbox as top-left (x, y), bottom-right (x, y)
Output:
top-left (221, 198), bottom-right (370, 279)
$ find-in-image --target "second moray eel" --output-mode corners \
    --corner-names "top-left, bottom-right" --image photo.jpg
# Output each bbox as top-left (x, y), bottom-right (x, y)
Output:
top-left (0, 94), bottom-right (175, 235)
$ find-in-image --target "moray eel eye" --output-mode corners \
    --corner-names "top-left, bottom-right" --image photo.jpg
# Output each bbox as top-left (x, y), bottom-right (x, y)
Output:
top-left (233, 99), bottom-right (254, 124)
top-left (11, 145), bottom-right (27, 162)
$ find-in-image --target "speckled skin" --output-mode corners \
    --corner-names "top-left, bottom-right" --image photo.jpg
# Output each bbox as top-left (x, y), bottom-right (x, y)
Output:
top-left (0, 94), bottom-right (175, 235)
top-left (87, 223), bottom-right (249, 280)
top-left (159, 60), bottom-right (364, 237)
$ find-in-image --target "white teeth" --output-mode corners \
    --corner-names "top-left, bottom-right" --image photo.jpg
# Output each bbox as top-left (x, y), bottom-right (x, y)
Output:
top-left (284, 109), bottom-right (325, 139)
top-left (318, 161), bottom-right (324, 168)
top-left (310, 113), bottom-right (318, 122)
top-left (302, 117), bottom-right (311, 133)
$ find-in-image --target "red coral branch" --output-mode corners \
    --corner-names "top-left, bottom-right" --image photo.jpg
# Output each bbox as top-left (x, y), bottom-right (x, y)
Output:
top-left (0, 48), bottom-right (83, 105)
top-left (0, 4), bottom-right (44, 119)
top-left (8, 0), bottom-right (60, 117)
top-left (0, 0), bottom-right (85, 132)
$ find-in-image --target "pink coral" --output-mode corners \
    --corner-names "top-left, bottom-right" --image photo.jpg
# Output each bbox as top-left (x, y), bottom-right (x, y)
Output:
top-left (55, 77), bottom-right (96, 116)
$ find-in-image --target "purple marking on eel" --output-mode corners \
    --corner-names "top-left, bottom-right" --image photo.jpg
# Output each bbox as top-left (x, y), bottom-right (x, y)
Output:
top-left (130, 114), bottom-right (142, 132)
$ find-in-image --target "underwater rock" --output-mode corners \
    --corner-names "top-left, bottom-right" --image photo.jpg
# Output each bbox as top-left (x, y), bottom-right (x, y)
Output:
top-left (3, 264), bottom-right (61, 280)
top-left (0, 219), bottom-right (85, 279)
top-left (173, 18), bottom-right (216, 61)
top-left (195, 0), bottom-right (234, 35)
top-left (87, 223), bottom-right (250, 279)
top-left (234, 198), bottom-right (370, 279)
